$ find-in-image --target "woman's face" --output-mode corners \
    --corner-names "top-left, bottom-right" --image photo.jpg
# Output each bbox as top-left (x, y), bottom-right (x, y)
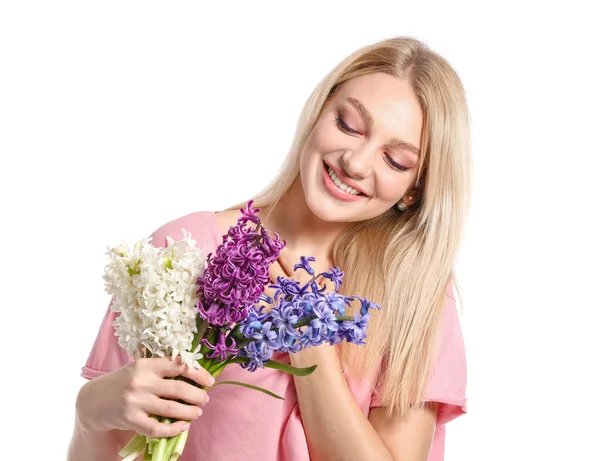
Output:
top-left (299, 72), bottom-right (424, 223)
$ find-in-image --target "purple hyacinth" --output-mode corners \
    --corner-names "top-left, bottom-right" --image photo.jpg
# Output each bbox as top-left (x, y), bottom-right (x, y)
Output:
top-left (197, 300), bottom-right (227, 325)
top-left (193, 203), bottom-right (379, 372)
top-left (197, 200), bottom-right (285, 329)
top-left (202, 332), bottom-right (238, 361)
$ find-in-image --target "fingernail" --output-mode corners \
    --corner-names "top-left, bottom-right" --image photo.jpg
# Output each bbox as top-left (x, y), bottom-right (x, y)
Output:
top-left (205, 395), bottom-right (210, 404)
top-left (181, 423), bottom-right (190, 432)
top-left (208, 376), bottom-right (215, 385)
top-left (197, 408), bottom-right (203, 417)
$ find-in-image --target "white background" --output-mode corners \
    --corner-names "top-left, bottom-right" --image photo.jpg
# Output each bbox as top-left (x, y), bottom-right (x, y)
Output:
top-left (1, 1), bottom-right (599, 460)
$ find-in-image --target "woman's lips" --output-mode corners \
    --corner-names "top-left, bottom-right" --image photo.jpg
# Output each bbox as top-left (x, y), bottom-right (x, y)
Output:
top-left (324, 161), bottom-right (368, 196)
top-left (322, 161), bottom-right (367, 202)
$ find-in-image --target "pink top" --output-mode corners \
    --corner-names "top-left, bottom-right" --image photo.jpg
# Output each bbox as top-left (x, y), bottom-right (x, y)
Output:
top-left (82, 211), bottom-right (467, 460)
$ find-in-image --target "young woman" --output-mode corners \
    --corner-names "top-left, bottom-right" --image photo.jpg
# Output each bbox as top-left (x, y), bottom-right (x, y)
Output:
top-left (69, 36), bottom-right (472, 461)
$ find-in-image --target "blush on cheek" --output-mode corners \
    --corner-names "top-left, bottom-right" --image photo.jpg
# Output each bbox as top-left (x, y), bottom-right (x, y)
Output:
top-left (310, 117), bottom-right (345, 153)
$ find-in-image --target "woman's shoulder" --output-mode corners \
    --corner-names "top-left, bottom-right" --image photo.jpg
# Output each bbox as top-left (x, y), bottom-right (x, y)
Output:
top-left (149, 210), bottom-right (224, 251)
top-left (213, 208), bottom-right (241, 235)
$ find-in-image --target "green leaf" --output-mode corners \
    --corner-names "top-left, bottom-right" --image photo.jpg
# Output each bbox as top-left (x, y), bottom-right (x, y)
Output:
top-left (264, 360), bottom-right (318, 376)
top-left (227, 357), bottom-right (318, 377)
top-left (209, 380), bottom-right (284, 400)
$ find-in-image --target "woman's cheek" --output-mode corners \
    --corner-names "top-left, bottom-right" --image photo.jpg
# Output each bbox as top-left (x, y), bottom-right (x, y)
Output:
top-left (310, 118), bottom-right (345, 153)
top-left (378, 170), bottom-right (412, 202)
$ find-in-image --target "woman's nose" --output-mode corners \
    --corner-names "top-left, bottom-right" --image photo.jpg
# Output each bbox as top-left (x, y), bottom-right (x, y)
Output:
top-left (340, 147), bottom-right (375, 179)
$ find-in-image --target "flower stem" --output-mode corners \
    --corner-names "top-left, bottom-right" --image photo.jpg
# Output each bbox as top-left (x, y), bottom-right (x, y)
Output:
top-left (118, 433), bottom-right (147, 460)
top-left (173, 428), bottom-right (189, 457)
top-left (118, 433), bottom-right (145, 457)
top-left (163, 432), bottom-right (179, 460)
top-left (292, 315), bottom-right (354, 329)
top-left (151, 418), bottom-right (172, 461)
top-left (207, 357), bottom-right (232, 377)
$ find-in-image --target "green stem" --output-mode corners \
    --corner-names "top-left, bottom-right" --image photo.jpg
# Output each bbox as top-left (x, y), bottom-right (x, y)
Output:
top-left (122, 447), bottom-right (145, 461)
top-left (207, 357), bottom-right (232, 377)
top-left (151, 418), bottom-right (172, 461)
top-left (118, 433), bottom-right (145, 457)
top-left (173, 428), bottom-right (189, 457)
top-left (163, 433), bottom-right (179, 460)
top-left (291, 314), bottom-right (354, 329)
top-left (152, 437), bottom-right (167, 461)
top-left (209, 380), bottom-right (284, 399)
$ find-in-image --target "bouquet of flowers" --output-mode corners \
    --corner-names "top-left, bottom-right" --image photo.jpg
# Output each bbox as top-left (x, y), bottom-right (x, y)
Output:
top-left (103, 201), bottom-right (380, 461)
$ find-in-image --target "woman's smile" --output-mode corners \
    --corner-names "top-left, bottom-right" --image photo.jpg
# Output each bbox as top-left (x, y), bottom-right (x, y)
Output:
top-left (321, 160), bottom-right (368, 202)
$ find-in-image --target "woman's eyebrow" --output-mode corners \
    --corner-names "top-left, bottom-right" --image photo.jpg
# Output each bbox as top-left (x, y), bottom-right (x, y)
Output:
top-left (346, 97), bottom-right (420, 158)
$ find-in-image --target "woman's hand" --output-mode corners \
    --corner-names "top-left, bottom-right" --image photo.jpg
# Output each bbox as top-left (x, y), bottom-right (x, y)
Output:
top-left (76, 357), bottom-right (214, 438)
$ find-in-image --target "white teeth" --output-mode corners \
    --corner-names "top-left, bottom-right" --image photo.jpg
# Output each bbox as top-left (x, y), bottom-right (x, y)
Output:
top-left (327, 166), bottom-right (361, 195)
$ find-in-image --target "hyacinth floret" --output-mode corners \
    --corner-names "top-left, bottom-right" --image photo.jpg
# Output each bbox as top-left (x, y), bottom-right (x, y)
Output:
top-left (293, 255), bottom-right (316, 275)
top-left (270, 301), bottom-right (300, 337)
top-left (341, 312), bottom-right (371, 344)
top-left (251, 321), bottom-right (281, 349)
top-left (239, 340), bottom-right (273, 372)
top-left (201, 331), bottom-right (238, 361)
top-left (268, 275), bottom-right (302, 300)
top-left (321, 266), bottom-right (344, 291)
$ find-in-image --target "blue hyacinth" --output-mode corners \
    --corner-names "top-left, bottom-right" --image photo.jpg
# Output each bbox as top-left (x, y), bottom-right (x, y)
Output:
top-left (238, 256), bottom-right (380, 371)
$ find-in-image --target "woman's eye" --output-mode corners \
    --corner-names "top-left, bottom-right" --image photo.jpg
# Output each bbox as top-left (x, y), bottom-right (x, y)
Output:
top-left (336, 114), bottom-right (409, 173)
top-left (335, 115), bottom-right (359, 135)
top-left (385, 153), bottom-right (409, 172)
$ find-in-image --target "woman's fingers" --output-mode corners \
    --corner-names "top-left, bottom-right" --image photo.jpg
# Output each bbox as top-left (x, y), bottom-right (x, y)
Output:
top-left (147, 357), bottom-right (214, 387)
top-left (177, 362), bottom-right (215, 388)
top-left (142, 395), bottom-right (202, 424)
top-left (132, 410), bottom-right (192, 439)
top-left (152, 378), bottom-right (210, 407)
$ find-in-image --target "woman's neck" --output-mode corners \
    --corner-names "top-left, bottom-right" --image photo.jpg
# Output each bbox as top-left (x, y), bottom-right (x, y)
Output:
top-left (257, 176), bottom-right (350, 272)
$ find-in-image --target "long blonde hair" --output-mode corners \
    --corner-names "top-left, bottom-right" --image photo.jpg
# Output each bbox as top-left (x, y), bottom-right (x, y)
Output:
top-left (227, 36), bottom-right (472, 418)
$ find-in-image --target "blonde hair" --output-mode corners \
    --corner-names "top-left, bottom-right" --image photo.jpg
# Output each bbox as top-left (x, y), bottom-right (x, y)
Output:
top-left (227, 36), bottom-right (472, 418)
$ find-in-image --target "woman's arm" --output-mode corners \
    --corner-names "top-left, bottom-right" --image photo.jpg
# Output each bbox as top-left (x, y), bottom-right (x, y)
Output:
top-left (369, 404), bottom-right (438, 460)
top-left (68, 424), bottom-right (133, 461)
top-left (67, 380), bottom-right (137, 461)
top-left (290, 344), bottom-right (437, 461)
top-left (67, 359), bottom-right (212, 461)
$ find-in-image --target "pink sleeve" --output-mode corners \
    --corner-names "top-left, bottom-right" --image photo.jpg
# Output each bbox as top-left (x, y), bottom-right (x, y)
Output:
top-left (81, 300), bottom-right (133, 379)
top-left (422, 292), bottom-right (468, 425)
top-left (369, 288), bottom-right (467, 426)
top-left (81, 211), bottom-right (221, 380)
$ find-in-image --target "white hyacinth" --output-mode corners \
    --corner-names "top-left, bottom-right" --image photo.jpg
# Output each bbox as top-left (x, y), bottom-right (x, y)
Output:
top-left (103, 229), bottom-right (208, 367)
